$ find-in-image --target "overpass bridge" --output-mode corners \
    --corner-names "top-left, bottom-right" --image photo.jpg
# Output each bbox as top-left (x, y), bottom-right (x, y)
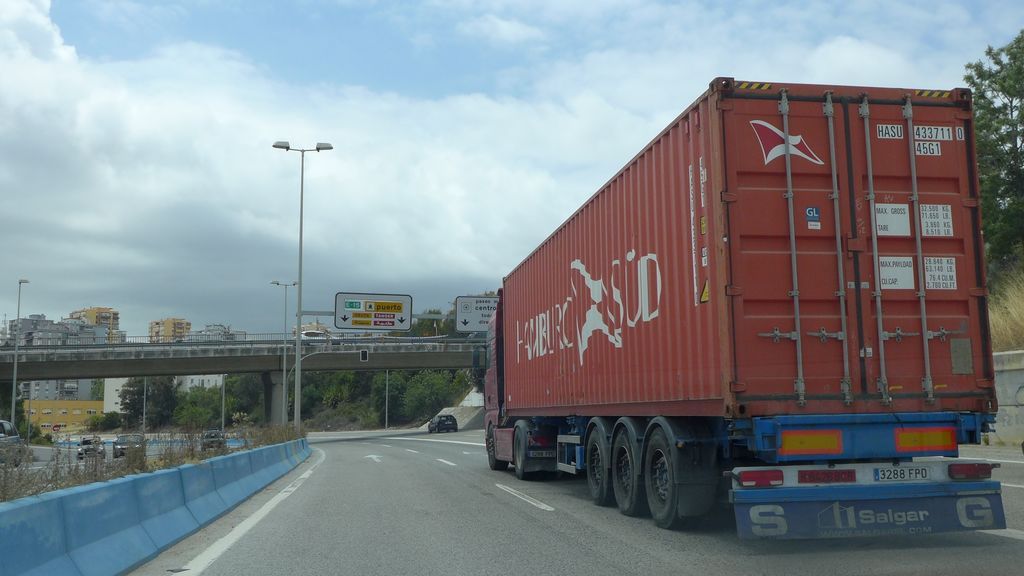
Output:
top-left (0, 334), bottom-right (486, 425)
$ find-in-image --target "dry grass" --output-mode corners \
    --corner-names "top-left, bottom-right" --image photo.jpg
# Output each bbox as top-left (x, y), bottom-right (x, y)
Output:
top-left (990, 269), bottom-right (1024, 353)
top-left (0, 426), bottom-right (304, 503)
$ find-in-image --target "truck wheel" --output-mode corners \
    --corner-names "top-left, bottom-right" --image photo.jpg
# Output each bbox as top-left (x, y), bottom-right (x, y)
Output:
top-left (644, 427), bottom-right (684, 529)
top-left (611, 430), bottom-right (648, 516)
top-left (586, 430), bottom-right (613, 506)
top-left (513, 426), bottom-right (531, 480)
top-left (487, 425), bottom-right (508, 471)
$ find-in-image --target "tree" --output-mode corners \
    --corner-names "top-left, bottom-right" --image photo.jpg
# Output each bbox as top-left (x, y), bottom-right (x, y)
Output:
top-left (175, 385), bottom-right (223, 430)
top-left (403, 370), bottom-right (461, 422)
top-left (409, 307), bottom-right (455, 337)
top-left (174, 403), bottom-right (213, 431)
top-left (224, 374), bottom-right (264, 420)
top-left (119, 379), bottom-right (145, 428)
top-left (965, 30), bottom-right (1024, 281)
top-left (90, 379), bottom-right (104, 401)
top-left (119, 376), bottom-right (179, 430)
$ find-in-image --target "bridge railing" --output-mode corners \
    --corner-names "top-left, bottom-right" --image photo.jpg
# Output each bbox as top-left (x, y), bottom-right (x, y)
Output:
top-left (0, 333), bottom-right (485, 355)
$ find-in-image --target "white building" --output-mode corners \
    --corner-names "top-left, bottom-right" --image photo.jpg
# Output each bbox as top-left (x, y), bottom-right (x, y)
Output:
top-left (103, 377), bottom-right (130, 414)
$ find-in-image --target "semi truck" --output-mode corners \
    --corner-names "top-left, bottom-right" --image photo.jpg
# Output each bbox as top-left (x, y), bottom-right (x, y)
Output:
top-left (483, 78), bottom-right (1006, 538)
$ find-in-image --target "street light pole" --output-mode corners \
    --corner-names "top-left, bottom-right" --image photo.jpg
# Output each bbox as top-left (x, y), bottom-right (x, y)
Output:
top-left (142, 377), bottom-right (148, 433)
top-left (271, 280), bottom-right (296, 426)
top-left (10, 279), bottom-right (28, 428)
top-left (273, 141), bottom-right (332, 433)
top-left (221, 378), bottom-right (226, 432)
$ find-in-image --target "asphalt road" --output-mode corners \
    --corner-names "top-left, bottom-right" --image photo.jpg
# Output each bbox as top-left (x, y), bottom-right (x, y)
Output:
top-left (131, 431), bottom-right (1024, 576)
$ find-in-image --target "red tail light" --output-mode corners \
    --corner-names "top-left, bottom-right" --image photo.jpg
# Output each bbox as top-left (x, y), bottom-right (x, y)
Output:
top-left (737, 469), bottom-right (784, 488)
top-left (530, 433), bottom-right (554, 447)
top-left (948, 462), bottom-right (999, 480)
top-left (798, 469), bottom-right (856, 484)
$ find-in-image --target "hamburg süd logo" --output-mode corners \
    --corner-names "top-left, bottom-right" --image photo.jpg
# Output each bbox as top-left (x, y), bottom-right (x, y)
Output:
top-left (750, 120), bottom-right (824, 166)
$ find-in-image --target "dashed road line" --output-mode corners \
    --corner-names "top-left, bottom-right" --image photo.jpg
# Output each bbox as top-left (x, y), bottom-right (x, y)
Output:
top-left (436, 458), bottom-right (457, 466)
top-left (378, 444), bottom-right (393, 448)
top-left (1001, 482), bottom-right (1024, 489)
top-left (385, 437), bottom-right (484, 447)
top-left (495, 483), bottom-right (555, 511)
top-left (405, 449), bottom-right (420, 454)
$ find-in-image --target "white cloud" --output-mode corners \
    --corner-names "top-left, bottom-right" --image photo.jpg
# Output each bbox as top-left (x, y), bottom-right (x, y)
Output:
top-left (0, 0), bottom-right (75, 61)
top-left (1, 0), bottom-right (1023, 335)
top-left (456, 14), bottom-right (544, 45)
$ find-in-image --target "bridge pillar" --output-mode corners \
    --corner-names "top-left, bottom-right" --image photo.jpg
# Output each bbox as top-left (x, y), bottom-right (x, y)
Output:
top-left (262, 371), bottom-right (287, 426)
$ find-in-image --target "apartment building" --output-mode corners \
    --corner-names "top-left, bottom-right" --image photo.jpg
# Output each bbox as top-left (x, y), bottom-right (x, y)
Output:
top-left (149, 317), bottom-right (192, 342)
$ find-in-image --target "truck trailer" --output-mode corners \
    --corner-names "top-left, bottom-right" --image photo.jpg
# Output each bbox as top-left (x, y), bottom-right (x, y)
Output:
top-left (483, 77), bottom-right (1005, 538)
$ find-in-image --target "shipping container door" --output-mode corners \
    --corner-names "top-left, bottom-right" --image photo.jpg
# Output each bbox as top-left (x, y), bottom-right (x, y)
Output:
top-left (722, 84), bottom-right (992, 414)
top-left (849, 91), bottom-right (992, 412)
top-left (723, 89), bottom-right (859, 411)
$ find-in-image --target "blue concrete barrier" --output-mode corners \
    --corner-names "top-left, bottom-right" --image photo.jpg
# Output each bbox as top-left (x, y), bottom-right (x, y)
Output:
top-left (0, 438), bottom-right (310, 576)
top-left (179, 460), bottom-right (228, 525)
top-left (133, 468), bottom-right (199, 549)
top-left (272, 443), bottom-right (292, 478)
top-left (249, 446), bottom-right (283, 488)
top-left (0, 491), bottom-right (80, 576)
top-left (283, 440), bottom-right (297, 466)
top-left (210, 450), bottom-right (255, 508)
top-left (62, 477), bottom-right (159, 576)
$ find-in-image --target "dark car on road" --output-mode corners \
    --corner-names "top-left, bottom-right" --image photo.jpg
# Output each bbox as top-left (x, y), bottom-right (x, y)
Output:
top-left (201, 429), bottom-right (226, 451)
top-left (0, 420), bottom-right (31, 466)
top-left (113, 433), bottom-right (145, 458)
top-left (77, 435), bottom-right (106, 460)
top-left (428, 414), bottom-right (458, 433)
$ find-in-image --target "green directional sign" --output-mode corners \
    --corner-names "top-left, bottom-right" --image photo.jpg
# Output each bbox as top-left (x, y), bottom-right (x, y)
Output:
top-left (335, 292), bottom-right (413, 331)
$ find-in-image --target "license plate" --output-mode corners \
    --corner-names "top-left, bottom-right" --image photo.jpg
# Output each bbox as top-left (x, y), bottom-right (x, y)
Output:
top-left (528, 450), bottom-right (555, 458)
top-left (873, 466), bottom-right (930, 482)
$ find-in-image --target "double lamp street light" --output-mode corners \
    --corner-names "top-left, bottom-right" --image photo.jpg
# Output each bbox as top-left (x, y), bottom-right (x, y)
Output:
top-left (273, 141), bottom-right (332, 432)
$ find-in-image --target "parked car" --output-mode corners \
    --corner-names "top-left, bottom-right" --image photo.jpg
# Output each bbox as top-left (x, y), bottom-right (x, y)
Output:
top-left (0, 420), bottom-right (31, 466)
top-left (201, 429), bottom-right (226, 451)
top-left (428, 414), bottom-right (458, 433)
top-left (112, 433), bottom-right (145, 458)
top-left (76, 435), bottom-right (105, 460)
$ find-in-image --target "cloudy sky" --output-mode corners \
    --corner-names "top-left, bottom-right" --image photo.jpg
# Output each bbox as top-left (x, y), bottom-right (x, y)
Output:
top-left (1, 0), bottom-right (1022, 336)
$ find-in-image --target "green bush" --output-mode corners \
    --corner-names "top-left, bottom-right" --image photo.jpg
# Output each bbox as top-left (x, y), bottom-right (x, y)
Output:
top-left (990, 268), bottom-right (1024, 352)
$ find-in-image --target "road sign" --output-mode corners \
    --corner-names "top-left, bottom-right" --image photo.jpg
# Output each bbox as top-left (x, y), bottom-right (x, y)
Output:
top-left (455, 295), bottom-right (498, 333)
top-left (335, 292), bottom-right (413, 331)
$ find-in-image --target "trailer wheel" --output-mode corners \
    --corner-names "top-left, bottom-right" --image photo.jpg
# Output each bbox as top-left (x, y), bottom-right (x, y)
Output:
top-left (513, 425), bottom-right (531, 480)
top-left (585, 430), bottom-right (613, 506)
top-left (644, 427), bottom-right (684, 529)
top-left (611, 430), bottom-right (648, 517)
top-left (487, 424), bottom-right (508, 471)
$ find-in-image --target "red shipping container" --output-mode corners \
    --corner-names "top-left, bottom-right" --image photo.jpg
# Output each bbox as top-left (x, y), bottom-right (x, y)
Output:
top-left (501, 78), bottom-right (994, 419)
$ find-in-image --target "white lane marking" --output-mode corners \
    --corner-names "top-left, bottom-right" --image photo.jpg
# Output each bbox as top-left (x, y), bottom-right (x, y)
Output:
top-left (462, 451), bottom-right (477, 455)
top-left (495, 483), bottom-right (555, 511)
top-left (181, 448), bottom-right (325, 575)
top-left (364, 454), bottom-right (383, 463)
top-left (385, 437), bottom-right (485, 447)
top-left (1001, 482), bottom-right (1024, 489)
top-left (982, 528), bottom-right (1024, 541)
top-left (405, 449), bottom-right (420, 454)
top-left (436, 459), bottom-right (457, 466)
top-left (378, 444), bottom-right (393, 448)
